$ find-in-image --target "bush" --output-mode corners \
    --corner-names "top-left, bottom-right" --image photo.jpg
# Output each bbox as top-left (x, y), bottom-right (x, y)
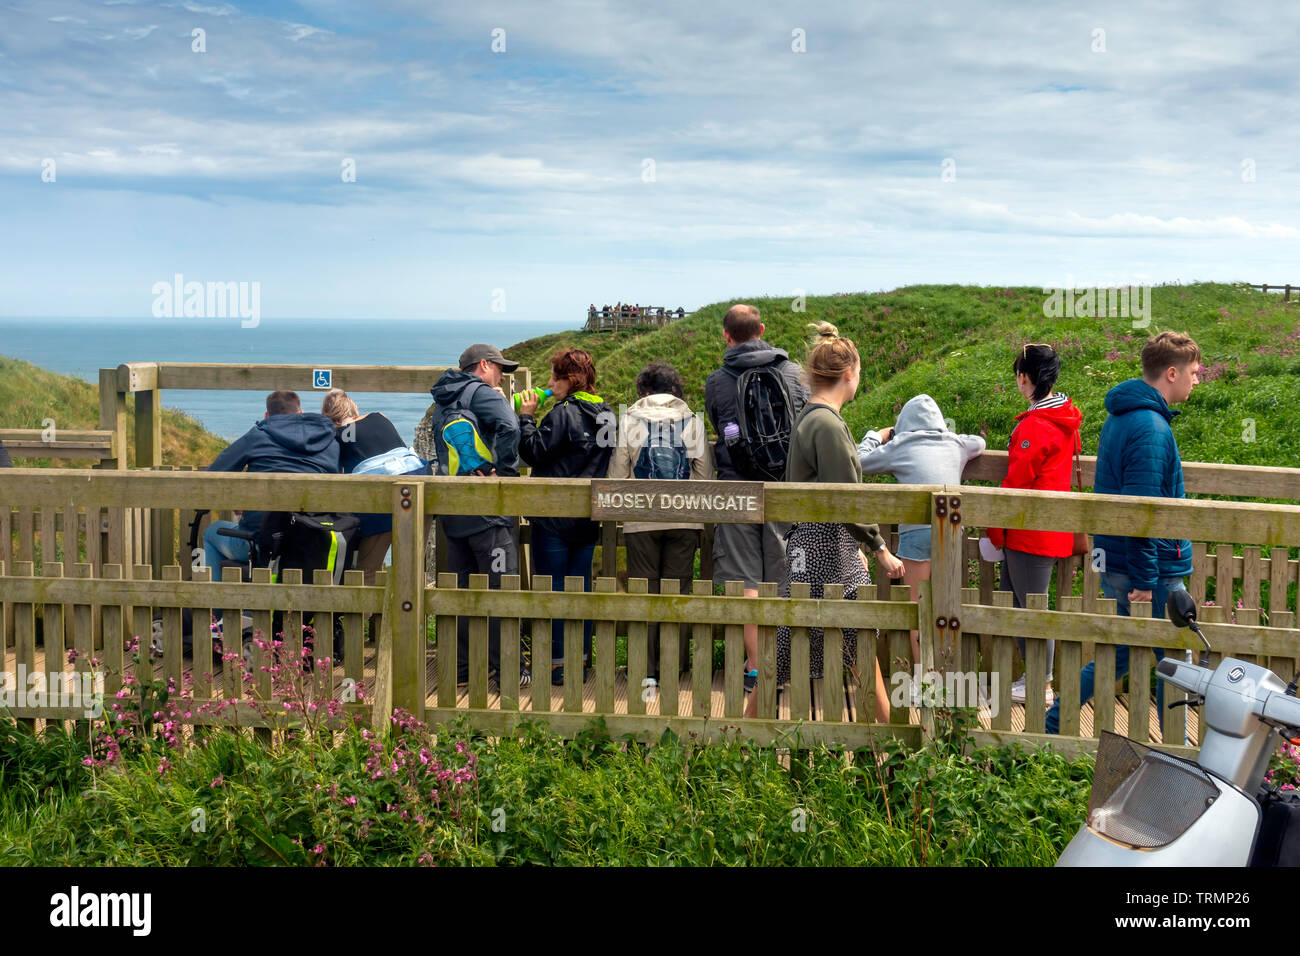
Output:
top-left (0, 708), bottom-right (1093, 866)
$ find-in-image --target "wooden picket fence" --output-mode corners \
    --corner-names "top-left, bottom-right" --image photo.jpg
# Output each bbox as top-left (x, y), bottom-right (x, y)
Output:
top-left (3, 467), bottom-right (1300, 757)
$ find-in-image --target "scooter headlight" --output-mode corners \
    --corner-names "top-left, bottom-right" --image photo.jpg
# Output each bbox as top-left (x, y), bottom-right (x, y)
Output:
top-left (1088, 732), bottom-right (1219, 849)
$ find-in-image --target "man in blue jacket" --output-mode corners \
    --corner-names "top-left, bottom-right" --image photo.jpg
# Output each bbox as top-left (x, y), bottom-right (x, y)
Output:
top-left (1047, 331), bottom-right (1201, 734)
top-left (431, 344), bottom-right (523, 685)
top-left (203, 390), bottom-right (341, 572)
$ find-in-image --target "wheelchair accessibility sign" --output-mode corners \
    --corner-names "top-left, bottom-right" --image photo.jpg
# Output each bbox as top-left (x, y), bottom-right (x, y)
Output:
top-left (313, 369), bottom-right (332, 389)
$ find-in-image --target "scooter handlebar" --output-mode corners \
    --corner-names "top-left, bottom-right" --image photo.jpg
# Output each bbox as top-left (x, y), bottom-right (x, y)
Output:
top-left (1156, 657), bottom-right (1213, 696)
top-left (1262, 691), bottom-right (1300, 733)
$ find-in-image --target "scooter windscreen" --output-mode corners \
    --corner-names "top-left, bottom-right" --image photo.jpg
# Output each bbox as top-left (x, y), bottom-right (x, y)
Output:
top-left (1088, 732), bottom-right (1220, 848)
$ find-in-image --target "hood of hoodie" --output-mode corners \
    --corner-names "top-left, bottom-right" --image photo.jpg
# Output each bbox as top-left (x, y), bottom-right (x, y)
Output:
top-left (256, 413), bottom-right (338, 455)
top-left (723, 338), bottom-right (791, 370)
top-left (1104, 378), bottom-right (1177, 422)
top-left (626, 393), bottom-right (695, 424)
top-left (430, 368), bottom-right (482, 407)
top-left (895, 394), bottom-right (947, 434)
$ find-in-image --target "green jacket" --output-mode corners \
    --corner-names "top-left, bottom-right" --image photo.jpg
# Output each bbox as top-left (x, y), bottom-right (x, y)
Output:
top-left (785, 402), bottom-right (886, 551)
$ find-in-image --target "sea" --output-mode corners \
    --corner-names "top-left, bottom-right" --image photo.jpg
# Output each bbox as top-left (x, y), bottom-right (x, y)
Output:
top-left (0, 316), bottom-right (571, 442)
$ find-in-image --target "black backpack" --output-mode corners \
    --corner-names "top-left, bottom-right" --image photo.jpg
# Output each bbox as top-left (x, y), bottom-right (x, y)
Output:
top-left (259, 511), bottom-right (360, 586)
top-left (633, 418), bottom-right (692, 481)
top-left (725, 361), bottom-right (796, 482)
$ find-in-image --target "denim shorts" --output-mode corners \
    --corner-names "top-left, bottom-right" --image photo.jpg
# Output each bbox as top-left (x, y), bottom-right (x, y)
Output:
top-left (896, 527), bottom-right (932, 562)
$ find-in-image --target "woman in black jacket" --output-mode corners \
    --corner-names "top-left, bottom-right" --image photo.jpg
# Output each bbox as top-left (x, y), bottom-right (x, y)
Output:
top-left (518, 349), bottom-right (616, 685)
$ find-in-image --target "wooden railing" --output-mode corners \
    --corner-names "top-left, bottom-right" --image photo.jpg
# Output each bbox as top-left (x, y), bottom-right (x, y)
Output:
top-left (0, 429), bottom-right (117, 465)
top-left (1249, 283), bottom-right (1299, 301)
top-left (3, 468), bottom-right (1300, 756)
top-left (99, 362), bottom-right (534, 471)
top-left (583, 312), bottom-right (686, 332)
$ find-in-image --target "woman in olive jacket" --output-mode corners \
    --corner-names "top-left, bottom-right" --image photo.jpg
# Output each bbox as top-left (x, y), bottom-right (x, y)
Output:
top-left (771, 323), bottom-right (905, 721)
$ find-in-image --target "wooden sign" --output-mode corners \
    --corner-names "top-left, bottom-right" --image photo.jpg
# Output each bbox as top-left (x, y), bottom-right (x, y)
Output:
top-left (591, 479), bottom-right (764, 523)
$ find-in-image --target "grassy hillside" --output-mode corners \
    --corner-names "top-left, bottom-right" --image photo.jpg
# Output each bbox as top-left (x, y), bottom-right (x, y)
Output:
top-left (504, 283), bottom-right (1300, 472)
top-left (0, 355), bottom-right (227, 468)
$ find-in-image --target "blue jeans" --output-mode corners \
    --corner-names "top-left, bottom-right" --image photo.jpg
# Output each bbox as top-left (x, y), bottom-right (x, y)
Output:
top-left (531, 529), bottom-right (596, 665)
top-left (1046, 571), bottom-right (1185, 734)
top-left (203, 520), bottom-right (251, 577)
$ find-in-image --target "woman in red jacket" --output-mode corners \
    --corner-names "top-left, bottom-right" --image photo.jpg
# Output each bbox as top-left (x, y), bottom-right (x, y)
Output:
top-left (986, 344), bottom-right (1082, 704)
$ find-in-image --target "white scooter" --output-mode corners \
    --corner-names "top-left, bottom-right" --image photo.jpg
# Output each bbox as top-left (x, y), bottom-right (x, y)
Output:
top-left (1057, 589), bottom-right (1300, 866)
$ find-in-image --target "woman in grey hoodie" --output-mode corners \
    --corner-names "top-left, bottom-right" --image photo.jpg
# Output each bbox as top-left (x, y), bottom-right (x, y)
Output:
top-left (857, 395), bottom-right (986, 664)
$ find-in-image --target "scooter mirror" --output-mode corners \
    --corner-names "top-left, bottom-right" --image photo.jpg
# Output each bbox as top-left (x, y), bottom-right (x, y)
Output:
top-left (1167, 589), bottom-right (1197, 628)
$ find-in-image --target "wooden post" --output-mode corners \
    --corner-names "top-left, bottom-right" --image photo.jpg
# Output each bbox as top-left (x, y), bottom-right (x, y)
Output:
top-left (601, 521), bottom-right (618, 578)
top-left (929, 492), bottom-right (963, 675)
top-left (917, 579), bottom-right (937, 740)
top-left (387, 479), bottom-right (425, 720)
top-left (97, 368), bottom-right (128, 470)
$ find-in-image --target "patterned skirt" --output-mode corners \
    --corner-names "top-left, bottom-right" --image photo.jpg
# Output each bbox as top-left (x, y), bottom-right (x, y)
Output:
top-left (776, 523), bottom-right (874, 684)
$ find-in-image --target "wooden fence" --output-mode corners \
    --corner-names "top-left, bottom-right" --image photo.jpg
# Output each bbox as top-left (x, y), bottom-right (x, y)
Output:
top-left (95, 361), bottom-right (536, 579)
top-left (583, 311), bottom-right (687, 333)
top-left (1249, 283), bottom-right (1299, 301)
top-left (0, 428), bottom-right (117, 466)
top-left (3, 468), bottom-right (1300, 757)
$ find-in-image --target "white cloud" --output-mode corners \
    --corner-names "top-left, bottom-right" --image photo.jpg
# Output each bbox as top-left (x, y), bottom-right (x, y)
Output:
top-left (179, 1), bottom-right (237, 16)
top-left (284, 22), bottom-right (329, 43)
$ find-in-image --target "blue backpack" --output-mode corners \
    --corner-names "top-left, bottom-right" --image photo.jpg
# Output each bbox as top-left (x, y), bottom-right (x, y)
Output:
top-left (633, 418), bottom-right (692, 481)
top-left (439, 382), bottom-right (495, 477)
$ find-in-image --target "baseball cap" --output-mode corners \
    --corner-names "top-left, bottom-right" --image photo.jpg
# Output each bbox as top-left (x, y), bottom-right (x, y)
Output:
top-left (458, 344), bottom-right (519, 372)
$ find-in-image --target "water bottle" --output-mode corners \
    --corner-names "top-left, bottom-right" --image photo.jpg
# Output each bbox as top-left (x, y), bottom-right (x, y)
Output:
top-left (723, 422), bottom-right (740, 446)
top-left (512, 387), bottom-right (553, 411)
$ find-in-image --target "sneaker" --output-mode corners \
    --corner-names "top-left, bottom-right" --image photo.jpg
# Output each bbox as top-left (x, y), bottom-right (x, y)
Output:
top-left (1010, 676), bottom-right (1026, 703)
top-left (1010, 678), bottom-right (1054, 704)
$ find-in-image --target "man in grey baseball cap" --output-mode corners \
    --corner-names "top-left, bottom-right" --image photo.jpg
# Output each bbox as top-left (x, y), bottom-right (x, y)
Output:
top-left (429, 343), bottom-right (524, 685)
top-left (459, 343), bottom-right (520, 374)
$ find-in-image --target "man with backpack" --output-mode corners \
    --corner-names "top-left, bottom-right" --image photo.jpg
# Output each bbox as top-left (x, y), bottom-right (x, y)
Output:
top-left (704, 304), bottom-right (809, 692)
top-left (430, 344), bottom-right (524, 685)
top-left (607, 363), bottom-right (713, 687)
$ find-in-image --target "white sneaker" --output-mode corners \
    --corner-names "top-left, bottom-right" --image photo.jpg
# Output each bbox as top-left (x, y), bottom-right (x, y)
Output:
top-left (1010, 677), bottom-right (1054, 704)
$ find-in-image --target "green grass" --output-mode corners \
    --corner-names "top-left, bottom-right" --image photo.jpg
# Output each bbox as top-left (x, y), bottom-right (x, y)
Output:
top-left (0, 354), bottom-right (228, 468)
top-left (505, 282), bottom-right (1300, 474)
top-left (0, 713), bottom-right (1092, 866)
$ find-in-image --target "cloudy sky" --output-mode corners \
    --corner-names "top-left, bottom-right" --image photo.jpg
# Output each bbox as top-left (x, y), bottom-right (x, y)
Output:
top-left (1, 0), bottom-right (1297, 319)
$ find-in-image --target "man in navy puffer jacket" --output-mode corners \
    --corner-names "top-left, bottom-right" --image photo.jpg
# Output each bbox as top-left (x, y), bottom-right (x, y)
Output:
top-left (203, 390), bottom-right (341, 572)
top-left (1047, 331), bottom-right (1201, 734)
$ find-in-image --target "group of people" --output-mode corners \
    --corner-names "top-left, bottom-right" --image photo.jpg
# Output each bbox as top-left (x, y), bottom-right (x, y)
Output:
top-left (198, 302), bottom-right (1204, 733)
top-left (590, 303), bottom-right (686, 319)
